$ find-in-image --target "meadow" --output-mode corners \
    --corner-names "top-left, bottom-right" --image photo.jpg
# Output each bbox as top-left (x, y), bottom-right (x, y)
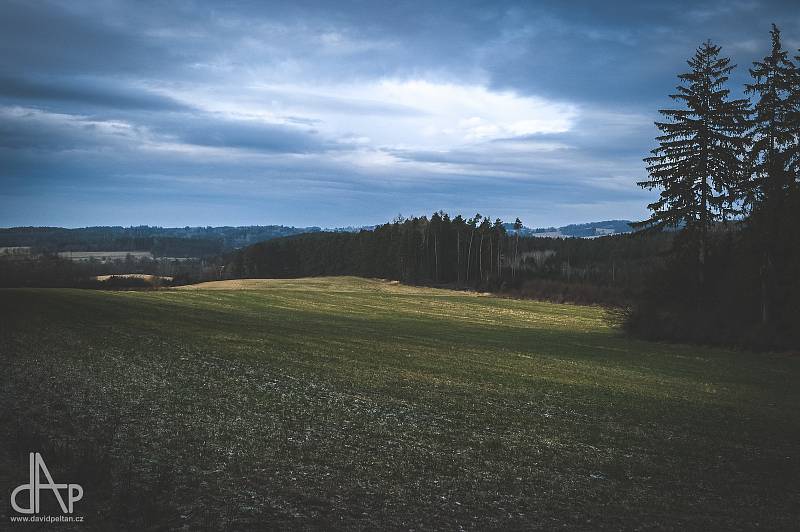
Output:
top-left (1, 277), bottom-right (798, 529)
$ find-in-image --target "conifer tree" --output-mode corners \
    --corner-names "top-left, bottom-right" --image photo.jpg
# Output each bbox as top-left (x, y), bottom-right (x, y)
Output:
top-left (744, 24), bottom-right (799, 324)
top-left (745, 24), bottom-right (797, 207)
top-left (466, 214), bottom-right (480, 284)
top-left (478, 216), bottom-right (491, 283)
top-left (635, 40), bottom-right (749, 284)
top-left (453, 215), bottom-right (466, 284)
top-left (512, 218), bottom-right (523, 280)
top-left (492, 218), bottom-right (504, 281)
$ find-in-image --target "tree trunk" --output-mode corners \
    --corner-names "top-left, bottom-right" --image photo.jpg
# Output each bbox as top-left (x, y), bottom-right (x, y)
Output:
top-left (698, 174), bottom-right (708, 291)
top-left (456, 231), bottom-right (461, 284)
top-left (489, 236), bottom-right (493, 279)
top-left (434, 233), bottom-right (439, 282)
top-left (761, 249), bottom-right (772, 326)
top-left (496, 236), bottom-right (499, 278)
top-left (466, 230), bottom-right (474, 283)
top-left (478, 234), bottom-right (484, 282)
top-left (698, 229), bottom-right (706, 288)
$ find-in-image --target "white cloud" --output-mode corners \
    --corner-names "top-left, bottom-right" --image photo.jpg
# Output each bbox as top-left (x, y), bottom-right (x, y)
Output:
top-left (160, 79), bottom-right (578, 152)
top-left (359, 80), bottom-right (576, 143)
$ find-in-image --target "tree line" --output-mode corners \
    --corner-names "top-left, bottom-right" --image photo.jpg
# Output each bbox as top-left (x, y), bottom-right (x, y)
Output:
top-left (228, 214), bottom-right (672, 305)
top-left (0, 225), bottom-right (321, 255)
top-left (230, 213), bottom-right (523, 287)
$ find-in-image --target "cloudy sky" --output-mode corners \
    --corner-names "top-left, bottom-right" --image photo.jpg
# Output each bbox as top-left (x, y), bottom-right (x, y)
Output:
top-left (1, 0), bottom-right (798, 228)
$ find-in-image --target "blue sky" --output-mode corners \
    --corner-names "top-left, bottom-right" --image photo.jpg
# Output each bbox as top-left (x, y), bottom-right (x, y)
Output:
top-left (1, 0), bottom-right (798, 228)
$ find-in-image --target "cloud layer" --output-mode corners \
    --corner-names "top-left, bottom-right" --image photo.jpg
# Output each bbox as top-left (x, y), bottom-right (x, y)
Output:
top-left (1, 0), bottom-right (797, 227)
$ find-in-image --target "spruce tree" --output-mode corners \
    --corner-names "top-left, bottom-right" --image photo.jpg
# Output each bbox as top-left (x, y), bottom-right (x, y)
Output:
top-left (635, 40), bottom-right (749, 283)
top-left (512, 217), bottom-right (523, 280)
top-left (745, 24), bottom-right (797, 207)
top-left (744, 24), bottom-right (799, 325)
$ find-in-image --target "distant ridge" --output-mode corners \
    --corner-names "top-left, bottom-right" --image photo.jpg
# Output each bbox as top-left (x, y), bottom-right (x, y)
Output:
top-left (504, 220), bottom-right (633, 238)
top-left (331, 220), bottom-right (635, 238)
top-left (0, 219), bottom-right (634, 256)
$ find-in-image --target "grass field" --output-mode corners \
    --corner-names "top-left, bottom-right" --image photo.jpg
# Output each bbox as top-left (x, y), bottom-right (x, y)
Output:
top-left (1, 277), bottom-right (798, 529)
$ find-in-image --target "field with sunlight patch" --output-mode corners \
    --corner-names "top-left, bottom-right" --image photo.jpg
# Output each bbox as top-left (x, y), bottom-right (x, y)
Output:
top-left (1, 277), bottom-right (798, 529)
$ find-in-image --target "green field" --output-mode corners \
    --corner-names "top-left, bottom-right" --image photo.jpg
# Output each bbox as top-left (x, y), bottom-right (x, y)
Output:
top-left (1, 277), bottom-right (798, 529)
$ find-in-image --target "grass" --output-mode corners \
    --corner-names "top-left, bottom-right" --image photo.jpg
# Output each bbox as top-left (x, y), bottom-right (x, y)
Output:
top-left (1, 276), bottom-right (798, 530)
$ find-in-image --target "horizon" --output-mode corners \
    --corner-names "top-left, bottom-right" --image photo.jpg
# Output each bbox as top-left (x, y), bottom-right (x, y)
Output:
top-left (0, 217), bottom-right (634, 232)
top-left (1, 1), bottom-right (798, 228)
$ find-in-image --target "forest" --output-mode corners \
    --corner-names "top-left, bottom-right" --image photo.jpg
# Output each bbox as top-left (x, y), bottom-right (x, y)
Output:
top-left (0, 225), bottom-right (323, 255)
top-left (227, 215), bottom-right (670, 306)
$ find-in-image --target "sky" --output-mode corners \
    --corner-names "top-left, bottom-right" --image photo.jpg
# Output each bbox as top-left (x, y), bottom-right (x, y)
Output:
top-left (1, 0), bottom-right (798, 228)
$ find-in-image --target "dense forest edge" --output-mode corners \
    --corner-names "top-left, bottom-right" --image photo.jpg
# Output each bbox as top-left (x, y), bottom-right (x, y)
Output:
top-left (0, 219), bottom-right (633, 255)
top-left (0, 219), bottom-right (637, 296)
top-left (226, 215), bottom-right (668, 309)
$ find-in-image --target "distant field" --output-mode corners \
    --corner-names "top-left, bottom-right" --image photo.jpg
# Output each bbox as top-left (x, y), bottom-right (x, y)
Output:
top-left (57, 250), bottom-right (153, 261)
top-left (1, 277), bottom-right (798, 529)
top-left (93, 274), bottom-right (174, 282)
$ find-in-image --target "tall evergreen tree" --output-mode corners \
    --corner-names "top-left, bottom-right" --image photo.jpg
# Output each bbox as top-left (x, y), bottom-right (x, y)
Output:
top-left (478, 216), bottom-right (491, 283)
top-left (512, 217), bottom-right (523, 280)
top-left (430, 212), bottom-right (442, 281)
top-left (744, 24), bottom-right (799, 324)
top-left (453, 215), bottom-right (466, 284)
top-left (466, 214), bottom-right (480, 284)
top-left (635, 40), bottom-right (749, 285)
top-left (745, 24), bottom-right (797, 207)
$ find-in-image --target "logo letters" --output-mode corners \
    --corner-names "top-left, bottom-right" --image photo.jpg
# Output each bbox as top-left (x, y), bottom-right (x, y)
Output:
top-left (10, 453), bottom-right (83, 514)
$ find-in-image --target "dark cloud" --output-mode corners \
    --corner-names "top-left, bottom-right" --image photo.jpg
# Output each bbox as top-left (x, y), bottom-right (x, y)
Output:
top-left (0, 108), bottom-right (137, 150)
top-left (1, 0), bottom-right (798, 227)
top-left (0, 75), bottom-right (193, 112)
top-left (0, 1), bottom-right (173, 77)
top-left (153, 114), bottom-right (334, 153)
top-left (0, 106), bottom-right (338, 155)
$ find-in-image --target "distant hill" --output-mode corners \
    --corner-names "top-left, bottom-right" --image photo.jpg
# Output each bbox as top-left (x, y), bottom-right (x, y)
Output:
top-left (504, 220), bottom-right (634, 238)
top-left (0, 219), bottom-right (634, 258)
top-left (0, 225), bottom-right (321, 257)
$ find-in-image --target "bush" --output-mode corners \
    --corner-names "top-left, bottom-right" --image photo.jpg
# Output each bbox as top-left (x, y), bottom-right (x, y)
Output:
top-left (504, 278), bottom-right (631, 307)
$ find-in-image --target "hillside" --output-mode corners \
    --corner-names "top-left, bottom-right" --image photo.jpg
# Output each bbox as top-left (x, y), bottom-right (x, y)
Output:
top-left (0, 225), bottom-right (322, 256)
top-left (1, 277), bottom-right (797, 529)
top-left (510, 220), bottom-right (633, 238)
